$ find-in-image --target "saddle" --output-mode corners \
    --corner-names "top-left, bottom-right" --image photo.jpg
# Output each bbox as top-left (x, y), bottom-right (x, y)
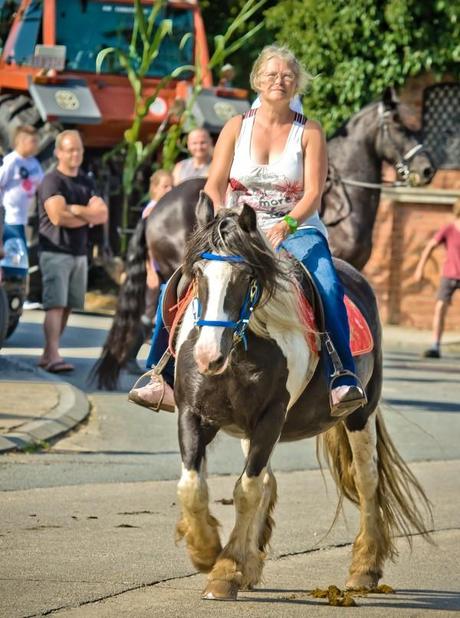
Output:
top-left (292, 256), bottom-right (373, 358)
top-left (161, 260), bottom-right (373, 359)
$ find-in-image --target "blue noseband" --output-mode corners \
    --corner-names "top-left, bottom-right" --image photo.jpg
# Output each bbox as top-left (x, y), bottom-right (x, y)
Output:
top-left (193, 252), bottom-right (261, 350)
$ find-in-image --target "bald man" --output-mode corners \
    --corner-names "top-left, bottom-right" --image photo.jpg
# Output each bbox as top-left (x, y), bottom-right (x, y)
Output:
top-left (172, 128), bottom-right (212, 185)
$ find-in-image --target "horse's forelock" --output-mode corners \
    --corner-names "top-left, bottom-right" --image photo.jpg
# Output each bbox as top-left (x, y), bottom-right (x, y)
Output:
top-left (184, 211), bottom-right (286, 300)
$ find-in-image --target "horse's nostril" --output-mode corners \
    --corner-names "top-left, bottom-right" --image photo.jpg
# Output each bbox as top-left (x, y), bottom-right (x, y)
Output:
top-left (423, 167), bottom-right (433, 179)
top-left (208, 355), bottom-right (224, 371)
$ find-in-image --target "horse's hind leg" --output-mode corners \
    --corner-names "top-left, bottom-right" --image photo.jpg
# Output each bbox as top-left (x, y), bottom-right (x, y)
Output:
top-left (176, 412), bottom-right (222, 573)
top-left (344, 412), bottom-right (388, 589)
top-left (239, 439), bottom-right (278, 590)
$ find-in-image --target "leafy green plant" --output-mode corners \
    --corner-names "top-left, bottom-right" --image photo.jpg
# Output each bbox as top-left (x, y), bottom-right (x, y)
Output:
top-left (266, 0), bottom-right (460, 135)
top-left (97, 0), bottom-right (267, 253)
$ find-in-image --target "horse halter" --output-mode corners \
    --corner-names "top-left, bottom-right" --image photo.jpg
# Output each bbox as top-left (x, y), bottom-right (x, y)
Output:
top-left (192, 252), bottom-right (261, 351)
top-left (378, 103), bottom-right (426, 181)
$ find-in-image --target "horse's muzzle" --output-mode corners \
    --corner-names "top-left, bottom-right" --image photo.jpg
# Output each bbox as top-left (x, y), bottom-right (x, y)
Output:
top-left (194, 352), bottom-right (229, 376)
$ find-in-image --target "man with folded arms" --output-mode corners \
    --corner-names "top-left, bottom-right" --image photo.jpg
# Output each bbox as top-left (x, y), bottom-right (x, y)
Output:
top-left (37, 130), bottom-right (108, 373)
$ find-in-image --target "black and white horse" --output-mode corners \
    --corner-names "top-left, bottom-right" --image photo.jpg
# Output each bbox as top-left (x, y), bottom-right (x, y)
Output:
top-left (93, 89), bottom-right (433, 389)
top-left (172, 200), bottom-right (431, 600)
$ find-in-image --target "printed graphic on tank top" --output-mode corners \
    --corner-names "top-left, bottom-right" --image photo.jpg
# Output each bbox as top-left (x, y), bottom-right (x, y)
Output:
top-left (226, 109), bottom-right (327, 237)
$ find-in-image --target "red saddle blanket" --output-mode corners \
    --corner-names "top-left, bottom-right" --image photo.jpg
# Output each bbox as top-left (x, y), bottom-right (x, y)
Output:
top-left (167, 285), bottom-right (373, 358)
top-left (299, 295), bottom-right (373, 357)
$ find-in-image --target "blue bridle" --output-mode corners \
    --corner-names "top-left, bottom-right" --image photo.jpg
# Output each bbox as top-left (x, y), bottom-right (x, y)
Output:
top-left (193, 252), bottom-right (261, 351)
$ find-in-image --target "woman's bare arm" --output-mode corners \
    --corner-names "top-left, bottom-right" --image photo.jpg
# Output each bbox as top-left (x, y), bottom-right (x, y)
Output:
top-left (204, 115), bottom-right (242, 212)
top-left (290, 119), bottom-right (328, 224)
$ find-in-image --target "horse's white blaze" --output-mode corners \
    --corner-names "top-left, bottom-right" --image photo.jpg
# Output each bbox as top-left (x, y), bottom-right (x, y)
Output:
top-left (194, 260), bottom-right (232, 373)
top-left (175, 301), bottom-right (196, 358)
top-left (265, 322), bottom-right (312, 410)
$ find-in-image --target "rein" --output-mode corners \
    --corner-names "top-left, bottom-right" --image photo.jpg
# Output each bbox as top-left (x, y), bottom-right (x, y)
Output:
top-left (378, 105), bottom-right (427, 181)
top-left (193, 252), bottom-right (261, 351)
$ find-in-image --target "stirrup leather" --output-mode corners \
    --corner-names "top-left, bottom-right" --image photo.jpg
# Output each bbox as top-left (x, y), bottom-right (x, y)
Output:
top-left (322, 333), bottom-right (368, 415)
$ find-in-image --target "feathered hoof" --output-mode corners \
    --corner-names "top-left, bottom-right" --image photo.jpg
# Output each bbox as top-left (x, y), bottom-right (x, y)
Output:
top-left (346, 571), bottom-right (380, 590)
top-left (202, 579), bottom-right (239, 601)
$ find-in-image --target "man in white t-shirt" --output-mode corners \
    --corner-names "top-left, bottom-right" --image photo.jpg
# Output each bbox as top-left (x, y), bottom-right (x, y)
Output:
top-left (0, 125), bottom-right (44, 243)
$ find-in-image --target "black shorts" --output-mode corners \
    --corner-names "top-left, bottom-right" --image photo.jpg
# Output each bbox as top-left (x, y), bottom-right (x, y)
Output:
top-left (437, 277), bottom-right (460, 304)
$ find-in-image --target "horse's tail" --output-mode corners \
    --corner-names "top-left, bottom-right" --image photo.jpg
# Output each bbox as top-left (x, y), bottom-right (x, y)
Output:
top-left (317, 407), bottom-right (433, 557)
top-left (91, 218), bottom-right (148, 390)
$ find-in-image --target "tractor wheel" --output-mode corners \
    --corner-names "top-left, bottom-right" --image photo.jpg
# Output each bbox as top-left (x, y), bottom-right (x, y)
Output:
top-left (0, 93), bottom-right (59, 167)
top-left (0, 285), bottom-right (8, 349)
top-left (0, 95), bottom-right (61, 302)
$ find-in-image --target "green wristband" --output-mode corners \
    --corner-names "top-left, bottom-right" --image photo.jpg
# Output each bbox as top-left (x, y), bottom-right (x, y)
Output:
top-left (283, 215), bottom-right (298, 234)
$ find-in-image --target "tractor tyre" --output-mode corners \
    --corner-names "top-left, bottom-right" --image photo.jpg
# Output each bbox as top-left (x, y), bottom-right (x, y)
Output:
top-left (0, 285), bottom-right (8, 349)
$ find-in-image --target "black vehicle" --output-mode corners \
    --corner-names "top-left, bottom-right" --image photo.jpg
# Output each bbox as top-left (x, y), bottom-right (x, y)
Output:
top-left (0, 215), bottom-right (28, 342)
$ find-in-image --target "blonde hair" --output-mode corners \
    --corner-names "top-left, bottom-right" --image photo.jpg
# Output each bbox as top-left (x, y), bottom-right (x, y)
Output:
top-left (150, 169), bottom-right (173, 187)
top-left (13, 124), bottom-right (37, 147)
top-left (453, 198), bottom-right (460, 219)
top-left (55, 130), bottom-right (82, 150)
top-left (250, 45), bottom-right (312, 94)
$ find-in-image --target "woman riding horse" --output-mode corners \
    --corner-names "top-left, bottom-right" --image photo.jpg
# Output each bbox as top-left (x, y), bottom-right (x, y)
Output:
top-left (129, 45), bottom-right (366, 416)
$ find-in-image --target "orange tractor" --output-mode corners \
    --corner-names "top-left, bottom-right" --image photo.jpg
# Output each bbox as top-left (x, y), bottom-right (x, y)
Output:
top-left (0, 0), bottom-right (249, 307)
top-left (0, 0), bottom-right (249, 159)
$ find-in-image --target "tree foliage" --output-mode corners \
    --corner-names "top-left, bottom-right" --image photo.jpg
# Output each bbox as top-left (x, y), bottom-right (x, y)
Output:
top-left (265, 0), bottom-right (460, 134)
top-left (200, 0), bottom-right (278, 91)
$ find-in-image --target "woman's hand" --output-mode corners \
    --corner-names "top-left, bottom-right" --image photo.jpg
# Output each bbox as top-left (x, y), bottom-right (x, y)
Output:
top-left (266, 220), bottom-right (290, 249)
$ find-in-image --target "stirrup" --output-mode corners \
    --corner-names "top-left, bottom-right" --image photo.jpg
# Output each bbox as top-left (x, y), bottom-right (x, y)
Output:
top-left (129, 368), bottom-right (168, 413)
top-left (329, 370), bottom-right (368, 417)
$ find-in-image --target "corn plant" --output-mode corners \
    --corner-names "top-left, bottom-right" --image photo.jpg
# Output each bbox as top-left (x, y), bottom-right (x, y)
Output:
top-left (96, 0), bottom-right (266, 253)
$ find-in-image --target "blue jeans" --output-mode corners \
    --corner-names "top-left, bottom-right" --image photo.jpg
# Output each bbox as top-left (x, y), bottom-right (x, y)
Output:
top-left (146, 284), bottom-right (175, 386)
top-left (281, 227), bottom-right (356, 386)
top-left (146, 228), bottom-right (357, 389)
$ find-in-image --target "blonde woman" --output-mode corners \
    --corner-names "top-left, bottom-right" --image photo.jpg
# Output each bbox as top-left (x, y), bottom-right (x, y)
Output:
top-left (129, 45), bottom-right (366, 416)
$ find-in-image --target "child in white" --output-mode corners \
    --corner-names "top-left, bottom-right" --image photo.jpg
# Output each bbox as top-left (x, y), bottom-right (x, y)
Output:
top-left (0, 125), bottom-right (44, 240)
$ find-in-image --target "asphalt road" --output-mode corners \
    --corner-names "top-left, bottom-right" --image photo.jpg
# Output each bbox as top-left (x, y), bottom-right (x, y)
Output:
top-left (1, 310), bottom-right (459, 617)
top-left (1, 310), bottom-right (459, 491)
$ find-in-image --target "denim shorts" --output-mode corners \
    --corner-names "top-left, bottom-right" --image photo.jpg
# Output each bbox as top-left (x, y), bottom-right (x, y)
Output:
top-left (39, 251), bottom-right (88, 310)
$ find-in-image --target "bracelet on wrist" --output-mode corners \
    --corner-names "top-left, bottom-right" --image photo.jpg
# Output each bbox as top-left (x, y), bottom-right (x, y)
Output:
top-left (283, 214), bottom-right (298, 235)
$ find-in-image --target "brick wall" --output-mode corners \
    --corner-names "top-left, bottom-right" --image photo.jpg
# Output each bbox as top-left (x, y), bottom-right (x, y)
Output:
top-left (364, 182), bottom-right (460, 330)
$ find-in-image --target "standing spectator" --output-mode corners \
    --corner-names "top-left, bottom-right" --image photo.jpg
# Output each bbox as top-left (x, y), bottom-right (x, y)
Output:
top-left (37, 130), bottom-right (108, 373)
top-left (172, 128), bottom-right (212, 185)
top-left (125, 169), bottom-right (173, 374)
top-left (0, 125), bottom-right (44, 245)
top-left (414, 198), bottom-right (460, 358)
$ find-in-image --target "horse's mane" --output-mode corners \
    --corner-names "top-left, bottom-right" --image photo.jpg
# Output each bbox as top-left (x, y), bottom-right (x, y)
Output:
top-left (328, 100), bottom-right (379, 140)
top-left (184, 210), bottom-right (309, 339)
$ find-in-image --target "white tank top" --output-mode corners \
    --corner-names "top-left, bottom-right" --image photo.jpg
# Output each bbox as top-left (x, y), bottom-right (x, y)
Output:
top-left (226, 109), bottom-right (327, 236)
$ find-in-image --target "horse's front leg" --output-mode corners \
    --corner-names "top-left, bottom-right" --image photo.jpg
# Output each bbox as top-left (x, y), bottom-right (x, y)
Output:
top-left (176, 409), bottom-right (221, 573)
top-left (203, 403), bottom-right (285, 601)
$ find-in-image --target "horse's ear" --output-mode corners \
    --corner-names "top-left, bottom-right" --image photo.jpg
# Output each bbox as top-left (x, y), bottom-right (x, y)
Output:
top-left (195, 191), bottom-right (215, 228)
top-left (382, 86), bottom-right (399, 110)
top-left (238, 203), bottom-right (257, 233)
